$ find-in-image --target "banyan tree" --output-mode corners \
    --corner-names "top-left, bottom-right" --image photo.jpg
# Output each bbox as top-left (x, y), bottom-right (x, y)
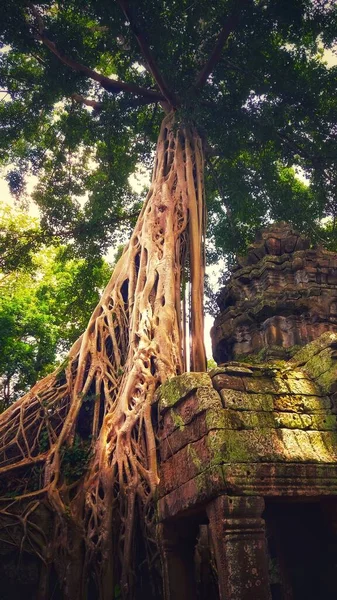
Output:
top-left (0, 0), bottom-right (336, 598)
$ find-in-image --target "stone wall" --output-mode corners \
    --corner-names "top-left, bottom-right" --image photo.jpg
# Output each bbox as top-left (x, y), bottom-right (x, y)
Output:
top-left (154, 332), bottom-right (337, 521)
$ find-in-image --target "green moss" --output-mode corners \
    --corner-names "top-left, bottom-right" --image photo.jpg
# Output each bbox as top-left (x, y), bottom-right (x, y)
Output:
top-left (207, 429), bottom-right (250, 463)
top-left (316, 368), bottom-right (337, 395)
top-left (304, 347), bottom-right (335, 380)
top-left (61, 435), bottom-right (92, 483)
top-left (209, 365), bottom-right (254, 377)
top-left (172, 412), bottom-right (185, 430)
top-left (187, 443), bottom-right (203, 470)
top-left (230, 349), bottom-right (268, 364)
top-left (287, 345), bottom-right (302, 358)
top-left (156, 372), bottom-right (212, 412)
top-left (220, 389), bottom-right (274, 411)
top-left (291, 332), bottom-right (337, 366)
top-left (274, 413), bottom-right (312, 429)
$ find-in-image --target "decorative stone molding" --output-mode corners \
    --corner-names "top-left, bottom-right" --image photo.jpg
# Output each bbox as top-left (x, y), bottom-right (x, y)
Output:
top-left (212, 222), bottom-right (337, 363)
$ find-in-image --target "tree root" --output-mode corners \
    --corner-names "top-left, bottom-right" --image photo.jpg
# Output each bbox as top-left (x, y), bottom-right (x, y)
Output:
top-left (0, 113), bottom-right (206, 599)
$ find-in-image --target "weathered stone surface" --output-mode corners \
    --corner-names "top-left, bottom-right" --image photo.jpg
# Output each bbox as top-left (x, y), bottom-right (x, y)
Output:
top-left (212, 373), bottom-right (245, 392)
top-left (291, 331), bottom-right (337, 364)
top-left (273, 394), bottom-right (332, 413)
top-left (156, 372), bottom-right (212, 413)
top-left (220, 463), bottom-right (337, 497)
top-left (155, 333), bottom-right (337, 522)
top-left (220, 389), bottom-right (274, 411)
top-left (158, 387), bottom-right (222, 439)
top-left (159, 422), bottom-right (337, 498)
top-left (210, 365), bottom-right (255, 377)
top-left (157, 465), bottom-right (225, 520)
top-left (212, 223), bottom-right (337, 363)
top-left (155, 226), bottom-right (337, 599)
top-left (207, 496), bottom-right (271, 600)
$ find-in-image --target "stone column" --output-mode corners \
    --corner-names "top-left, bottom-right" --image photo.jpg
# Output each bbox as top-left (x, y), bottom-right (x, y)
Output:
top-left (158, 521), bottom-right (199, 600)
top-left (207, 495), bottom-right (271, 600)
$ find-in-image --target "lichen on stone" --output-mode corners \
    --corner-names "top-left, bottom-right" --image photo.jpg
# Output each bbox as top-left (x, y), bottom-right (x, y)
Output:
top-left (155, 372), bottom-right (212, 413)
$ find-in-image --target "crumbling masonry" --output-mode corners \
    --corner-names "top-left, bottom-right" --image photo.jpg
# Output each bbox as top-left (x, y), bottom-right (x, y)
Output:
top-left (154, 223), bottom-right (337, 600)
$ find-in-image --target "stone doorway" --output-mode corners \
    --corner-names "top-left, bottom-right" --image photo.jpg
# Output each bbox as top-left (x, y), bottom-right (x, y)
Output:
top-left (265, 500), bottom-right (337, 600)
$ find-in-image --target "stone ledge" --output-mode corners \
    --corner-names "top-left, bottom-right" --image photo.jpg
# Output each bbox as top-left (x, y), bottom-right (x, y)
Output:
top-left (157, 462), bottom-right (337, 521)
top-left (158, 427), bottom-right (337, 497)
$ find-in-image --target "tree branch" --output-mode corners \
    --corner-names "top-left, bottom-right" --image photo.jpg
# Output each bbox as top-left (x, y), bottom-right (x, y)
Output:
top-left (193, 0), bottom-right (250, 91)
top-left (71, 93), bottom-right (104, 110)
top-left (71, 92), bottom-right (155, 111)
top-left (28, 4), bottom-right (165, 103)
top-left (116, 0), bottom-right (178, 107)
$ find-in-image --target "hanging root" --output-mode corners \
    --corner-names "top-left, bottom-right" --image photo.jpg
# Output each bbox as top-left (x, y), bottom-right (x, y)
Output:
top-left (0, 113), bottom-right (206, 599)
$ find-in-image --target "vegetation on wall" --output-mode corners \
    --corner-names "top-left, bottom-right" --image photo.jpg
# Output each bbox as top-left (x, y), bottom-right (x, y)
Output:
top-left (0, 1), bottom-right (336, 598)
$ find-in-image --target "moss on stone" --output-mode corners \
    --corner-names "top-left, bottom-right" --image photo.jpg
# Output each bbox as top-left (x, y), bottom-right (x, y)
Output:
top-left (290, 332), bottom-right (337, 366)
top-left (156, 372), bottom-right (212, 413)
top-left (274, 412), bottom-right (312, 429)
top-left (171, 412), bottom-right (185, 430)
top-left (209, 365), bottom-right (254, 377)
top-left (207, 429), bottom-right (251, 463)
top-left (287, 344), bottom-right (303, 358)
top-left (220, 389), bottom-right (274, 411)
top-left (187, 443), bottom-right (203, 471)
top-left (243, 377), bottom-right (277, 394)
top-left (273, 394), bottom-right (331, 413)
top-left (194, 387), bottom-right (222, 411)
top-left (281, 376), bottom-right (320, 396)
top-left (303, 346), bottom-right (336, 380)
top-left (315, 368), bottom-right (337, 396)
top-left (310, 414), bottom-right (337, 431)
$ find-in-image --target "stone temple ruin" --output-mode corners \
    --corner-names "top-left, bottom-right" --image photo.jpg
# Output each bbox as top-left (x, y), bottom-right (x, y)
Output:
top-left (154, 222), bottom-right (337, 600)
top-left (2, 221), bottom-right (337, 599)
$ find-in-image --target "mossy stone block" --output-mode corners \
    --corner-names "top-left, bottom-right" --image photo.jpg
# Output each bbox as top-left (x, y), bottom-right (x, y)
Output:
top-left (220, 389), bottom-right (274, 411)
top-left (210, 365), bottom-right (254, 377)
top-left (273, 412), bottom-right (312, 429)
top-left (310, 414), bottom-right (337, 431)
top-left (273, 394), bottom-right (331, 413)
top-left (285, 376), bottom-right (321, 396)
top-left (315, 367), bottom-right (337, 395)
top-left (156, 372), bottom-right (212, 413)
top-left (243, 377), bottom-right (277, 394)
top-left (303, 347), bottom-right (336, 380)
top-left (291, 332), bottom-right (337, 365)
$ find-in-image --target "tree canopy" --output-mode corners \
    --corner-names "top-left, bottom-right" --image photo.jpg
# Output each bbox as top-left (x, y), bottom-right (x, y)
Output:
top-left (0, 2), bottom-right (337, 598)
top-left (1, 0), bottom-right (337, 263)
top-left (0, 203), bottom-right (111, 407)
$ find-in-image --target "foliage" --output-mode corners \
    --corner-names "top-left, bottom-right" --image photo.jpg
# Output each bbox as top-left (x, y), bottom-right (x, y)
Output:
top-left (0, 0), bottom-right (336, 262)
top-left (61, 434), bottom-right (92, 482)
top-left (0, 2), bottom-right (337, 598)
top-left (0, 202), bottom-right (44, 272)
top-left (0, 202), bottom-right (110, 407)
top-left (207, 358), bottom-right (217, 371)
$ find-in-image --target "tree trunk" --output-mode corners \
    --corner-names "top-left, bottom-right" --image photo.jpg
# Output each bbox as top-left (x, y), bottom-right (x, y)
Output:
top-left (0, 113), bottom-right (206, 599)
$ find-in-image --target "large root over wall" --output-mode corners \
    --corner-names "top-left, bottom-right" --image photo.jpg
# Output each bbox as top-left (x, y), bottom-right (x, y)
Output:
top-left (0, 113), bottom-right (206, 599)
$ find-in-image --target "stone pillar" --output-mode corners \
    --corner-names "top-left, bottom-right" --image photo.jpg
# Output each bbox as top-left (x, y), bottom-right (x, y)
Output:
top-left (207, 495), bottom-right (271, 600)
top-left (158, 521), bottom-right (199, 600)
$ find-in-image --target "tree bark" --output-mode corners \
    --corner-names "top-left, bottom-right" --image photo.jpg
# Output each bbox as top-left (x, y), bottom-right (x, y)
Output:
top-left (0, 113), bottom-right (206, 599)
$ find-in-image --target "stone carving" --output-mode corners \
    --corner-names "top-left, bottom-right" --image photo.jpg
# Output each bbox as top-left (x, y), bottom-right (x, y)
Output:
top-left (212, 222), bottom-right (337, 363)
